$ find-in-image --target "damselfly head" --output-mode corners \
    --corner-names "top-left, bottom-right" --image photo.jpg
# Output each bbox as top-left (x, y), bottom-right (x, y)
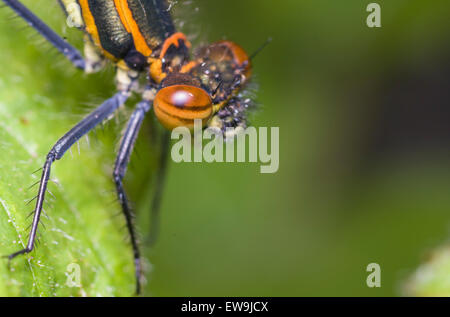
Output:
top-left (153, 40), bottom-right (252, 132)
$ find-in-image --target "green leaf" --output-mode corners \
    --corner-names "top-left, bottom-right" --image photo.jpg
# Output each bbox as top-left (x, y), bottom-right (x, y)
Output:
top-left (0, 2), bottom-right (150, 296)
top-left (404, 246), bottom-right (450, 297)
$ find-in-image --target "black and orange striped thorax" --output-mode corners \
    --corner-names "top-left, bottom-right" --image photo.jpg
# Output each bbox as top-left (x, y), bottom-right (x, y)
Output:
top-left (60, 0), bottom-right (185, 69)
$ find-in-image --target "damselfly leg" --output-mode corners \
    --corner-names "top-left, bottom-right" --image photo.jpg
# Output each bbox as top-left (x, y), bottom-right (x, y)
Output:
top-left (6, 91), bottom-right (130, 261)
top-left (1, 0), bottom-right (160, 294)
top-left (2, 0), bottom-right (86, 70)
top-left (113, 100), bottom-right (153, 294)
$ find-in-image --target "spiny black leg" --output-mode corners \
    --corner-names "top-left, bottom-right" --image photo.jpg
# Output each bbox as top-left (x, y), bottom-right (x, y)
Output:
top-left (2, 0), bottom-right (86, 70)
top-left (113, 100), bottom-right (151, 295)
top-left (148, 130), bottom-right (171, 246)
top-left (6, 91), bottom-right (129, 260)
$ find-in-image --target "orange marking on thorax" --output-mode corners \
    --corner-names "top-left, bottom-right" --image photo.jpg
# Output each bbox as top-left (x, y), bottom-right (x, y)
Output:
top-left (149, 57), bottom-right (166, 83)
top-left (78, 0), bottom-right (101, 50)
top-left (114, 0), bottom-right (153, 57)
top-left (79, 0), bottom-right (115, 61)
top-left (114, 0), bottom-right (131, 33)
top-left (160, 32), bottom-right (191, 59)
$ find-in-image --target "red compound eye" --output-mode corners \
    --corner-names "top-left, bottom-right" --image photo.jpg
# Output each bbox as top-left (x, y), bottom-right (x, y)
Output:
top-left (154, 84), bottom-right (213, 130)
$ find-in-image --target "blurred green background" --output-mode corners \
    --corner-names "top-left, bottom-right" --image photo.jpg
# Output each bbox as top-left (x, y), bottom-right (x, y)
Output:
top-left (1, 0), bottom-right (450, 296)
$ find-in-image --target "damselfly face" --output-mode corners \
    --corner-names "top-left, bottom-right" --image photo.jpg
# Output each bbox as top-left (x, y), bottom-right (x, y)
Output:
top-left (153, 40), bottom-right (252, 131)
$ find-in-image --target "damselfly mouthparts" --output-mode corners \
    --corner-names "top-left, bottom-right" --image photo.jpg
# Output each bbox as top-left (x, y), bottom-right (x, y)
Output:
top-left (2, 0), bottom-right (257, 294)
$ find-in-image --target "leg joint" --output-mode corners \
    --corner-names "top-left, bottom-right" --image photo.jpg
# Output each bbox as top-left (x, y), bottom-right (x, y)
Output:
top-left (136, 100), bottom-right (151, 113)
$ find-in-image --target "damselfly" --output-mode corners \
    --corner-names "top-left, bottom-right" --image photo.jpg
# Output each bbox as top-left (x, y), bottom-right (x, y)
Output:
top-left (1, 0), bottom-right (257, 294)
